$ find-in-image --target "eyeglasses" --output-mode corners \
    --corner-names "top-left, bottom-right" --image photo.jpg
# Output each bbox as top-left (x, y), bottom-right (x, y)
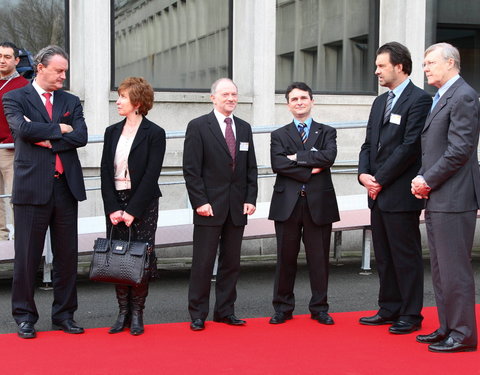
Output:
top-left (422, 61), bottom-right (437, 69)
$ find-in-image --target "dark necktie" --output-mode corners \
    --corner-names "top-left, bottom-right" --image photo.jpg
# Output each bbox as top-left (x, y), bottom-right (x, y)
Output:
top-left (297, 123), bottom-right (307, 193)
top-left (43, 92), bottom-right (64, 174)
top-left (384, 91), bottom-right (395, 124)
top-left (298, 123), bottom-right (307, 144)
top-left (224, 117), bottom-right (236, 169)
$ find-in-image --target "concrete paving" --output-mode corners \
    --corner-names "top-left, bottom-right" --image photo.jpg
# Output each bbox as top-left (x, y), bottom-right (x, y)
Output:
top-left (0, 257), bottom-right (479, 334)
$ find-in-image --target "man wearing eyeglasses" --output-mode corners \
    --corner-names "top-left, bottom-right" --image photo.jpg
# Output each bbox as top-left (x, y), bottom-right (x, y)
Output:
top-left (412, 42), bottom-right (479, 353)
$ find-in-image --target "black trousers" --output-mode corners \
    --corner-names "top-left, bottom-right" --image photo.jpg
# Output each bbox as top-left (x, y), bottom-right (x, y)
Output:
top-left (12, 176), bottom-right (78, 324)
top-left (188, 212), bottom-right (245, 321)
top-left (273, 196), bottom-right (332, 315)
top-left (370, 205), bottom-right (423, 323)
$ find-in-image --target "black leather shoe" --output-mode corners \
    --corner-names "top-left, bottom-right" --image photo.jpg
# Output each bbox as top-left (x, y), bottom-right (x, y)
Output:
top-left (389, 320), bottom-right (421, 334)
top-left (359, 314), bottom-right (395, 326)
top-left (428, 336), bottom-right (477, 353)
top-left (17, 322), bottom-right (36, 339)
top-left (52, 319), bottom-right (84, 334)
top-left (213, 314), bottom-right (246, 326)
top-left (190, 319), bottom-right (205, 331)
top-left (416, 329), bottom-right (447, 344)
top-left (311, 312), bottom-right (334, 325)
top-left (269, 312), bottom-right (293, 324)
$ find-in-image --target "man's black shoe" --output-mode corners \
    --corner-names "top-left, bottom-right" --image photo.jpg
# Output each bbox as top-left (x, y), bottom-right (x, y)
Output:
top-left (190, 319), bottom-right (205, 331)
top-left (18, 322), bottom-right (36, 339)
top-left (416, 329), bottom-right (447, 344)
top-left (359, 314), bottom-right (395, 326)
top-left (389, 320), bottom-right (421, 334)
top-left (428, 336), bottom-right (477, 353)
top-left (213, 314), bottom-right (246, 326)
top-left (311, 312), bottom-right (334, 325)
top-left (52, 319), bottom-right (84, 334)
top-left (269, 312), bottom-right (293, 325)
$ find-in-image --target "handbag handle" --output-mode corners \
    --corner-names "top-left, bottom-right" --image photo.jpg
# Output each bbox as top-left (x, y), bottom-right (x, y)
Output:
top-left (108, 224), bottom-right (134, 251)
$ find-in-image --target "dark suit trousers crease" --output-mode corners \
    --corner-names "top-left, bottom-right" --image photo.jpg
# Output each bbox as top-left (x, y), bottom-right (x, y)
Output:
top-left (425, 210), bottom-right (478, 345)
top-left (12, 177), bottom-right (79, 324)
top-left (370, 205), bottom-right (423, 322)
top-left (188, 212), bottom-right (245, 320)
top-left (273, 196), bottom-right (332, 315)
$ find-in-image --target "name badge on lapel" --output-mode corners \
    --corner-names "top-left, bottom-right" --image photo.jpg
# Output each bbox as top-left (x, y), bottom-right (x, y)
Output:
top-left (389, 114), bottom-right (401, 125)
top-left (239, 142), bottom-right (249, 151)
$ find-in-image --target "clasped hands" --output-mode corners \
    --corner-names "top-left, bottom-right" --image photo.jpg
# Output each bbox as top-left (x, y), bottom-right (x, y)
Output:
top-left (23, 115), bottom-right (73, 148)
top-left (359, 173), bottom-right (382, 200)
top-left (411, 176), bottom-right (431, 199)
top-left (286, 154), bottom-right (322, 174)
top-left (196, 203), bottom-right (256, 217)
top-left (109, 210), bottom-right (135, 227)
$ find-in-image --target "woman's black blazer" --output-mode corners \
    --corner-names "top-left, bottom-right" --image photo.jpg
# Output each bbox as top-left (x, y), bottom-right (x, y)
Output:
top-left (100, 116), bottom-right (166, 218)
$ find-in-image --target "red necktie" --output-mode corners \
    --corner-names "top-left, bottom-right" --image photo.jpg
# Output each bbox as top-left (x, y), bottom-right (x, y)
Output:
top-left (43, 92), bottom-right (64, 174)
top-left (224, 117), bottom-right (236, 169)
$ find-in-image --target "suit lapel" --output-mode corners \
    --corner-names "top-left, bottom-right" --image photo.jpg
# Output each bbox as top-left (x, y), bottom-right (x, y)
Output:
top-left (423, 77), bottom-right (464, 133)
top-left (207, 111), bottom-right (231, 158)
top-left (110, 120), bottom-right (124, 158)
top-left (372, 93), bottom-right (388, 147)
top-left (52, 90), bottom-right (66, 122)
top-left (390, 81), bottom-right (413, 115)
top-left (304, 121), bottom-right (322, 150)
top-left (24, 84), bottom-right (51, 122)
top-left (287, 122), bottom-right (305, 150)
top-left (130, 117), bottom-right (149, 152)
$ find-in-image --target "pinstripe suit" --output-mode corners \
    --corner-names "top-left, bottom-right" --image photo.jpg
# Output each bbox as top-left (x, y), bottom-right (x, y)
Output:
top-left (3, 83), bottom-right (87, 324)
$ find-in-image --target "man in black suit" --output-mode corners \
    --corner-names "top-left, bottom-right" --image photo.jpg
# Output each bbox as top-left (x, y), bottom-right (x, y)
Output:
top-left (3, 45), bottom-right (87, 339)
top-left (358, 42), bottom-right (431, 334)
top-left (412, 43), bottom-right (479, 353)
top-left (183, 78), bottom-right (258, 331)
top-left (268, 82), bottom-right (339, 325)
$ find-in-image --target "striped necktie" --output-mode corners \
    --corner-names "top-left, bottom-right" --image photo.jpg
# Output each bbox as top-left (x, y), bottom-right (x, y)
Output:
top-left (298, 123), bottom-right (307, 144)
top-left (384, 91), bottom-right (395, 124)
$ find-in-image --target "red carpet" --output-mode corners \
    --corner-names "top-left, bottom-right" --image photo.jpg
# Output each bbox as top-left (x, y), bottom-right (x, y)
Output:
top-left (1, 306), bottom-right (479, 375)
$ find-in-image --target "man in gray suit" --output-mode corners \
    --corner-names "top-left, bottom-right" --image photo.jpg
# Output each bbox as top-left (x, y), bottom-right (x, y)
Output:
top-left (411, 42), bottom-right (479, 353)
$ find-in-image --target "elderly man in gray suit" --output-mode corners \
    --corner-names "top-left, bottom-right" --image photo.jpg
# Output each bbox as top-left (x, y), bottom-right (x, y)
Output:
top-left (411, 42), bottom-right (479, 353)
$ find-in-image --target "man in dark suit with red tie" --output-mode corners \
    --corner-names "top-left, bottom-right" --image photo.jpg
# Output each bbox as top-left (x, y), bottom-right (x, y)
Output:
top-left (3, 45), bottom-right (87, 339)
top-left (268, 82), bottom-right (339, 325)
top-left (358, 42), bottom-right (431, 334)
top-left (183, 78), bottom-right (258, 331)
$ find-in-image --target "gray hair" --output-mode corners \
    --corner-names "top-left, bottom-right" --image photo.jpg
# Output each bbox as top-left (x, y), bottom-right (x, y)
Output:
top-left (210, 78), bottom-right (237, 95)
top-left (34, 45), bottom-right (69, 73)
top-left (425, 42), bottom-right (461, 72)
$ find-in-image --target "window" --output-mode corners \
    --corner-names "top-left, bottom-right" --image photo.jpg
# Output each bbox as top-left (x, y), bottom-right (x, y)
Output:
top-left (0, 0), bottom-right (68, 60)
top-left (275, 0), bottom-right (379, 94)
top-left (425, 0), bottom-right (480, 94)
top-left (112, 0), bottom-right (232, 91)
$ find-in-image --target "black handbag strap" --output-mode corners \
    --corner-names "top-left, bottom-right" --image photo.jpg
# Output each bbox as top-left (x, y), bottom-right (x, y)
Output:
top-left (108, 225), bottom-right (134, 251)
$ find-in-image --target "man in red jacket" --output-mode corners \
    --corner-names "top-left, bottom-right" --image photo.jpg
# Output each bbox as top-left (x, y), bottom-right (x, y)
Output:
top-left (0, 42), bottom-right (28, 240)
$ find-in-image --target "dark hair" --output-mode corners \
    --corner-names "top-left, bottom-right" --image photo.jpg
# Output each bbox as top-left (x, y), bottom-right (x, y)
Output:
top-left (376, 42), bottom-right (412, 75)
top-left (118, 77), bottom-right (154, 116)
top-left (0, 41), bottom-right (19, 58)
top-left (34, 45), bottom-right (69, 73)
top-left (285, 82), bottom-right (313, 102)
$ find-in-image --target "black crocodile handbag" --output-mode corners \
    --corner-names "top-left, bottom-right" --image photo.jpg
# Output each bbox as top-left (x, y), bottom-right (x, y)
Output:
top-left (89, 226), bottom-right (149, 286)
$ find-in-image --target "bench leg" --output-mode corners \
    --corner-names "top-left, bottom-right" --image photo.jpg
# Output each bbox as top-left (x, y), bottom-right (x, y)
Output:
top-left (360, 228), bottom-right (372, 275)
